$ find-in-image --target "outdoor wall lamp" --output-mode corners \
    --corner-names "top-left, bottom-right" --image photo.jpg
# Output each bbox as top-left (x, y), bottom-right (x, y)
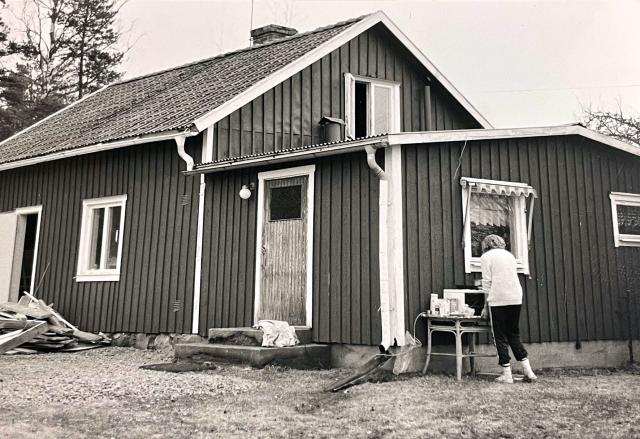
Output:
top-left (239, 182), bottom-right (255, 200)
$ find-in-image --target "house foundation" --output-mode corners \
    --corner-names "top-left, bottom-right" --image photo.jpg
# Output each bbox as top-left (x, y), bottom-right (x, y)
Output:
top-left (107, 332), bottom-right (207, 351)
top-left (330, 340), bottom-right (640, 373)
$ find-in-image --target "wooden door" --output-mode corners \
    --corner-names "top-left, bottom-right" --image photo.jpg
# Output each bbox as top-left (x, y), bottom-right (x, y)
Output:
top-left (257, 176), bottom-right (308, 325)
top-left (0, 211), bottom-right (18, 303)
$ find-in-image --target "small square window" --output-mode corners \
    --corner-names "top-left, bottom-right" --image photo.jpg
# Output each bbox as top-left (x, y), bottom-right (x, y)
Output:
top-left (77, 195), bottom-right (127, 282)
top-left (270, 185), bottom-right (302, 221)
top-left (610, 192), bottom-right (640, 247)
top-left (461, 178), bottom-right (536, 274)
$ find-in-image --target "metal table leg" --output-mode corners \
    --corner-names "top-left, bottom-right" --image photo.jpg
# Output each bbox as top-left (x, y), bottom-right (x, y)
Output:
top-left (469, 332), bottom-right (476, 376)
top-left (422, 321), bottom-right (432, 375)
top-left (455, 321), bottom-right (462, 381)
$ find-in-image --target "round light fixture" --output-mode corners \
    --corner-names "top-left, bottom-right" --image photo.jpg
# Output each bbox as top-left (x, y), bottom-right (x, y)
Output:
top-left (239, 184), bottom-right (252, 200)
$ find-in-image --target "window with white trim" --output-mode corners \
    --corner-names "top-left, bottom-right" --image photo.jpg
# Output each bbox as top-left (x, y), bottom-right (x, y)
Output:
top-left (461, 178), bottom-right (537, 274)
top-left (610, 192), bottom-right (640, 247)
top-left (76, 195), bottom-right (127, 282)
top-left (345, 74), bottom-right (400, 139)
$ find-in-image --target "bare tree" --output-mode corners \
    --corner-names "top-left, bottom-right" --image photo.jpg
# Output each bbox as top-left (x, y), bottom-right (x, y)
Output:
top-left (0, 0), bottom-right (128, 139)
top-left (582, 105), bottom-right (640, 147)
top-left (5, 0), bottom-right (127, 100)
top-left (8, 0), bottom-right (76, 101)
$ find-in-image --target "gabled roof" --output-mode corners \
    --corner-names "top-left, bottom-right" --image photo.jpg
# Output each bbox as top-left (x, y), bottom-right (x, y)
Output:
top-left (0, 11), bottom-right (491, 170)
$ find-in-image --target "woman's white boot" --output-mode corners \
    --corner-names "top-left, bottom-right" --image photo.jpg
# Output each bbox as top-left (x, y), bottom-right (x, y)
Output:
top-left (520, 358), bottom-right (537, 382)
top-left (495, 364), bottom-right (514, 384)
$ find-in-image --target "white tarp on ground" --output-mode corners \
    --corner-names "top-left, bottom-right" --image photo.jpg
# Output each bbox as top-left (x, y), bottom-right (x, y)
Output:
top-left (255, 320), bottom-right (300, 347)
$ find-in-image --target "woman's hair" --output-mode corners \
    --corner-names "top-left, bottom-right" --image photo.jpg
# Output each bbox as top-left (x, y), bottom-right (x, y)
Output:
top-left (481, 234), bottom-right (506, 253)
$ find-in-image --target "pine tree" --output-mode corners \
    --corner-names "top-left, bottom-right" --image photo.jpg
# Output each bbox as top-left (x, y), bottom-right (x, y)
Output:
top-left (0, 0), bottom-right (125, 140)
top-left (64, 0), bottom-right (124, 98)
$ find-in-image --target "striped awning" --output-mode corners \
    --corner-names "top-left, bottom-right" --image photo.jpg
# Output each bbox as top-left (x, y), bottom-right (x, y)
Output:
top-left (460, 177), bottom-right (538, 198)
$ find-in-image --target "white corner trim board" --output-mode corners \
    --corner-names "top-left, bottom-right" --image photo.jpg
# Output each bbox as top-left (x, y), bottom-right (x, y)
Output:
top-left (377, 145), bottom-right (406, 348)
top-left (253, 164), bottom-right (315, 328)
top-left (193, 11), bottom-right (491, 131)
top-left (191, 127), bottom-right (215, 334)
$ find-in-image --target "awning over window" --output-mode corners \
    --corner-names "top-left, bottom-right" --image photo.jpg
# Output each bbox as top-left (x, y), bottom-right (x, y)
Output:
top-left (471, 194), bottom-right (511, 227)
top-left (460, 177), bottom-right (538, 198)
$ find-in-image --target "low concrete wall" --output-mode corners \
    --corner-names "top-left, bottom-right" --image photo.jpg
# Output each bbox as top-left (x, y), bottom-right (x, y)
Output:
top-left (331, 340), bottom-right (639, 373)
top-left (107, 333), bottom-right (207, 351)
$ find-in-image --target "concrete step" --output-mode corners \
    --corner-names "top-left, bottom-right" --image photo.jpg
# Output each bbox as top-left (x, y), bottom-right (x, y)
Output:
top-left (208, 327), bottom-right (313, 346)
top-left (174, 343), bottom-right (331, 369)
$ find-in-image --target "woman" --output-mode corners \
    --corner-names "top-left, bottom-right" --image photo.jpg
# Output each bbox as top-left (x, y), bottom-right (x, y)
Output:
top-left (480, 234), bottom-right (537, 383)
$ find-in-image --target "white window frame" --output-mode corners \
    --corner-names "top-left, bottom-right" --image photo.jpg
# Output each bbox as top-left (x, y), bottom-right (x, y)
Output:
top-left (345, 73), bottom-right (401, 139)
top-left (76, 195), bottom-right (127, 282)
top-left (254, 165), bottom-right (315, 328)
top-left (14, 205), bottom-right (43, 294)
top-left (461, 178), bottom-right (531, 275)
top-left (610, 192), bottom-right (640, 247)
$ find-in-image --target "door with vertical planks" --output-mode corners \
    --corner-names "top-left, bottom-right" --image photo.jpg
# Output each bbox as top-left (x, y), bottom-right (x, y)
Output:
top-left (257, 175), bottom-right (308, 326)
top-left (0, 211), bottom-right (18, 303)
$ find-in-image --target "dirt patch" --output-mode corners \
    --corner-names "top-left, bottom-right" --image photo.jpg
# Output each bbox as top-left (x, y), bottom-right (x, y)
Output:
top-left (139, 361), bottom-right (217, 373)
top-left (1, 348), bottom-right (639, 438)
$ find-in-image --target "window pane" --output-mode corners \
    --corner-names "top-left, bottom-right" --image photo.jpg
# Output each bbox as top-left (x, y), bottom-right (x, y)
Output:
top-left (470, 194), bottom-right (512, 257)
top-left (270, 185), bottom-right (302, 221)
top-left (618, 204), bottom-right (640, 235)
top-left (106, 206), bottom-right (122, 269)
top-left (354, 82), bottom-right (368, 138)
top-left (89, 208), bottom-right (105, 270)
top-left (373, 85), bottom-right (390, 135)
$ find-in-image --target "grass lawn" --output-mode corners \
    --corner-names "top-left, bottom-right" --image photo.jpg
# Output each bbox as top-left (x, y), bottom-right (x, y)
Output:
top-left (1, 347), bottom-right (639, 438)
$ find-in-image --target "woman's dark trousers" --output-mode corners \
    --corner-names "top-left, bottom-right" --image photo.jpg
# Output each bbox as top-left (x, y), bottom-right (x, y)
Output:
top-left (490, 305), bottom-right (528, 366)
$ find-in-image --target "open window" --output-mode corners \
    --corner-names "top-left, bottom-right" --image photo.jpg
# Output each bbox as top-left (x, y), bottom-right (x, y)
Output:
top-left (345, 73), bottom-right (400, 139)
top-left (461, 178), bottom-right (537, 274)
top-left (76, 195), bottom-right (127, 282)
top-left (610, 192), bottom-right (640, 247)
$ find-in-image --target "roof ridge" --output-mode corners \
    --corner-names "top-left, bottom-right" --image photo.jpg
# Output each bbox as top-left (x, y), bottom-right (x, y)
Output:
top-left (114, 13), bottom-right (372, 87)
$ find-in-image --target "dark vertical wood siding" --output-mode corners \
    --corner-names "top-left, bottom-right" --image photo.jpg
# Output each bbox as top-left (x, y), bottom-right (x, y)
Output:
top-left (200, 152), bottom-right (381, 344)
top-left (211, 24), bottom-right (481, 162)
top-left (403, 136), bottom-right (640, 343)
top-left (0, 138), bottom-right (201, 334)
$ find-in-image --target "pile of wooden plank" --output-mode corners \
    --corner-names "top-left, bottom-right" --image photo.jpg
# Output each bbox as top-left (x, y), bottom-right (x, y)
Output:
top-left (0, 292), bottom-right (110, 355)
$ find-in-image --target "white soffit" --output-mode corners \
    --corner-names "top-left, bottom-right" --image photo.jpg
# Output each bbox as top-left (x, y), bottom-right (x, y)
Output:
top-left (388, 125), bottom-right (640, 158)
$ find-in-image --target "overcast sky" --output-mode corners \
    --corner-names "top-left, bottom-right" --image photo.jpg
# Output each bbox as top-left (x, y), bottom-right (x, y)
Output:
top-left (118, 0), bottom-right (640, 128)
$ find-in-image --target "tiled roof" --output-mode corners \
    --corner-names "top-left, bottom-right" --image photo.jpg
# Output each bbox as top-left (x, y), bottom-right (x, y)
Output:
top-left (0, 15), bottom-right (367, 165)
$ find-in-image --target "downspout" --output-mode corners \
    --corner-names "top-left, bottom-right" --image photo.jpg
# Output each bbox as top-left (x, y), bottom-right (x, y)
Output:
top-left (365, 142), bottom-right (406, 351)
top-left (174, 133), bottom-right (201, 334)
top-left (175, 135), bottom-right (194, 172)
top-left (365, 143), bottom-right (392, 350)
top-left (365, 144), bottom-right (387, 180)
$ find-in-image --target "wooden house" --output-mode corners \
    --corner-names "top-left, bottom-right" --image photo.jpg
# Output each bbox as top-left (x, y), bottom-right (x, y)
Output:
top-left (0, 12), bottom-right (638, 366)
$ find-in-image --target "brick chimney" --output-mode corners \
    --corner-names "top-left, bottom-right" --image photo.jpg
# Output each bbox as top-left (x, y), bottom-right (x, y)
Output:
top-left (250, 24), bottom-right (298, 45)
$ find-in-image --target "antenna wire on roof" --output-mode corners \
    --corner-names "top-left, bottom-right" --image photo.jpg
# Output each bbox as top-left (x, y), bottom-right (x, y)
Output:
top-left (249, 0), bottom-right (255, 46)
